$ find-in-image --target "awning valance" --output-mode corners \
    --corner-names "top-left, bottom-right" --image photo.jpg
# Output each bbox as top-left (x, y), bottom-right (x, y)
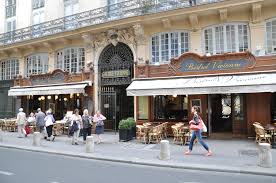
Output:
top-left (8, 81), bottom-right (92, 96)
top-left (126, 72), bottom-right (276, 96)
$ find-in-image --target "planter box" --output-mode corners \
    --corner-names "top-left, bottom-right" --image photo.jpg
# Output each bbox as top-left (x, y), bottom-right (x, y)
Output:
top-left (119, 129), bottom-right (132, 142)
top-left (131, 126), bottom-right (136, 139)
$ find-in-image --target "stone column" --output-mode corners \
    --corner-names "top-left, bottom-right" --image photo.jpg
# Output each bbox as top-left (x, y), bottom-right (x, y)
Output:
top-left (33, 132), bottom-right (41, 146)
top-left (249, 22), bottom-right (265, 54)
top-left (85, 136), bottom-right (95, 153)
top-left (190, 30), bottom-right (202, 54)
top-left (18, 57), bottom-right (25, 77)
top-left (48, 52), bottom-right (55, 72)
top-left (159, 140), bottom-right (170, 160)
top-left (257, 143), bottom-right (272, 168)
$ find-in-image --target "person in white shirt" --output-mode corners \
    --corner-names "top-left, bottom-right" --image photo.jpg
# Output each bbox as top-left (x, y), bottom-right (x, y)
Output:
top-left (70, 109), bottom-right (82, 145)
top-left (44, 110), bottom-right (56, 141)
top-left (16, 108), bottom-right (27, 138)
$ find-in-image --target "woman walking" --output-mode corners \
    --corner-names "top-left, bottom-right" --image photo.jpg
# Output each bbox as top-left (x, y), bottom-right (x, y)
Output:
top-left (16, 108), bottom-right (27, 138)
top-left (93, 110), bottom-right (106, 144)
top-left (71, 109), bottom-right (82, 145)
top-left (185, 106), bottom-right (212, 156)
top-left (82, 109), bottom-right (92, 143)
top-left (44, 110), bottom-right (55, 141)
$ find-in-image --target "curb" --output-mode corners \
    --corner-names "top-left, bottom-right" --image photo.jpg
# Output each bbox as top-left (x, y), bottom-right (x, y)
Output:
top-left (1, 143), bottom-right (275, 177)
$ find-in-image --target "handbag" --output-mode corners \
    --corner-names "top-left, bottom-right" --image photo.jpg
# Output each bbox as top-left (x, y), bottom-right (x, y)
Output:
top-left (189, 117), bottom-right (203, 131)
top-left (72, 121), bottom-right (79, 132)
top-left (202, 121), bottom-right (207, 132)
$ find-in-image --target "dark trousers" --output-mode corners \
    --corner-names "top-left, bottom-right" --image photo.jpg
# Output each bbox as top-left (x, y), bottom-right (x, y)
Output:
top-left (189, 0), bottom-right (196, 6)
top-left (46, 125), bottom-right (53, 138)
top-left (83, 127), bottom-right (92, 141)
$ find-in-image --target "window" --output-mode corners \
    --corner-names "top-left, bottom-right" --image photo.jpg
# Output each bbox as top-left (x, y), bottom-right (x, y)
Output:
top-left (32, 10), bottom-right (45, 37)
top-left (26, 54), bottom-right (48, 77)
top-left (203, 23), bottom-right (249, 55)
top-left (64, 0), bottom-right (79, 16)
top-left (56, 48), bottom-right (85, 73)
top-left (266, 18), bottom-right (276, 54)
top-left (5, 0), bottom-right (16, 18)
top-left (0, 59), bottom-right (19, 80)
top-left (33, 0), bottom-right (44, 10)
top-left (153, 95), bottom-right (188, 121)
top-left (138, 97), bottom-right (149, 120)
top-left (151, 31), bottom-right (189, 64)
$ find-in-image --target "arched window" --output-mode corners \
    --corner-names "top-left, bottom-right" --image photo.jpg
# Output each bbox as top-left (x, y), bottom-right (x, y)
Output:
top-left (266, 17), bottom-right (276, 54)
top-left (0, 58), bottom-right (19, 80)
top-left (203, 23), bottom-right (249, 55)
top-left (56, 47), bottom-right (85, 73)
top-left (26, 53), bottom-right (48, 77)
top-left (150, 31), bottom-right (189, 64)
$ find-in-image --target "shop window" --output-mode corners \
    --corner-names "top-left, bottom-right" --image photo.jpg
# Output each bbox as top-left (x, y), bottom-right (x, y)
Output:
top-left (26, 53), bottom-right (48, 77)
top-left (138, 96), bottom-right (148, 120)
top-left (233, 94), bottom-right (245, 121)
top-left (56, 48), bottom-right (85, 73)
top-left (0, 59), bottom-right (19, 80)
top-left (150, 31), bottom-right (189, 64)
top-left (266, 18), bottom-right (276, 54)
top-left (203, 23), bottom-right (249, 55)
top-left (153, 95), bottom-right (188, 121)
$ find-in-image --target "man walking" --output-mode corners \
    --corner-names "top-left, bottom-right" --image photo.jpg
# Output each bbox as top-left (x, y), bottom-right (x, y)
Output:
top-left (16, 108), bottom-right (27, 138)
top-left (35, 108), bottom-right (46, 138)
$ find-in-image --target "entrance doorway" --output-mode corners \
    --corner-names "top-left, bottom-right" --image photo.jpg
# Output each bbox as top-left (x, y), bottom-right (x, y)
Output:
top-left (98, 42), bottom-right (134, 130)
top-left (209, 94), bottom-right (233, 133)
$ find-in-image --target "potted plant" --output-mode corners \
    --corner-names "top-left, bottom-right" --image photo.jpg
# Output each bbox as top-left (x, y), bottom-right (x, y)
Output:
top-left (118, 119), bottom-right (132, 141)
top-left (127, 117), bottom-right (136, 139)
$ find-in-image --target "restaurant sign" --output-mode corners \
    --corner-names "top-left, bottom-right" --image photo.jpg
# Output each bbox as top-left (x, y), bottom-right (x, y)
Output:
top-left (179, 58), bottom-right (250, 72)
top-left (31, 70), bottom-right (66, 85)
top-left (102, 69), bottom-right (130, 78)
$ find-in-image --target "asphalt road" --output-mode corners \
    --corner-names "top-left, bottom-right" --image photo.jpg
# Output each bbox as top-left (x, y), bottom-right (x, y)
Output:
top-left (0, 147), bottom-right (275, 183)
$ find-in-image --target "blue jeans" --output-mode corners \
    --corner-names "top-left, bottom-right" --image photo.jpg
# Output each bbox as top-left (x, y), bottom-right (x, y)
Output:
top-left (189, 130), bottom-right (209, 151)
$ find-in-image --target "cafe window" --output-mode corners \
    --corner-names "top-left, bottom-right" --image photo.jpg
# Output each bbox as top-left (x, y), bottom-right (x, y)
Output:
top-left (138, 96), bottom-right (148, 120)
top-left (26, 54), bottom-right (48, 77)
top-left (271, 93), bottom-right (276, 122)
top-left (0, 59), bottom-right (19, 80)
top-left (153, 95), bottom-right (188, 121)
top-left (233, 94), bottom-right (245, 121)
top-left (266, 18), bottom-right (276, 54)
top-left (56, 47), bottom-right (85, 73)
top-left (203, 23), bottom-right (249, 55)
top-left (151, 31), bottom-right (189, 64)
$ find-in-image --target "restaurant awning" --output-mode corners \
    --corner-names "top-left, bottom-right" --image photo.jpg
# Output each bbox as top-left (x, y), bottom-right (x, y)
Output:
top-left (8, 81), bottom-right (92, 96)
top-left (126, 72), bottom-right (276, 96)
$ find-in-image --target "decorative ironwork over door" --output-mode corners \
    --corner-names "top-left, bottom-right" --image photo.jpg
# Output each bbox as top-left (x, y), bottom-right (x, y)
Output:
top-left (98, 42), bottom-right (134, 86)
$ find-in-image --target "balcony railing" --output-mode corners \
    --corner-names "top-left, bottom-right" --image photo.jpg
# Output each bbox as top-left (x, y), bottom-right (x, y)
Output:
top-left (0, 0), bottom-right (224, 46)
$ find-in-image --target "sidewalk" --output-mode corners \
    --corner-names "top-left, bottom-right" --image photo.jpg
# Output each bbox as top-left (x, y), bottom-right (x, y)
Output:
top-left (0, 131), bottom-right (275, 176)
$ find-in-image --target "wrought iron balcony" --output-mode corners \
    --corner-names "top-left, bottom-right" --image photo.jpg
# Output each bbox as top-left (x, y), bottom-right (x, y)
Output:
top-left (0, 0), bottom-right (224, 46)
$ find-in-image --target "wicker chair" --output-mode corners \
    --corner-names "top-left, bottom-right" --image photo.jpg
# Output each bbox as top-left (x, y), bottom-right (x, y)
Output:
top-left (148, 125), bottom-right (162, 144)
top-left (136, 125), bottom-right (148, 143)
top-left (253, 124), bottom-right (272, 144)
top-left (171, 125), bottom-right (184, 145)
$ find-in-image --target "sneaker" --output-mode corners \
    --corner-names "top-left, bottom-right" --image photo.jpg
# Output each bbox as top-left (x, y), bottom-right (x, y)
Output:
top-left (205, 151), bottom-right (212, 156)
top-left (184, 150), bottom-right (191, 155)
top-left (75, 142), bottom-right (79, 145)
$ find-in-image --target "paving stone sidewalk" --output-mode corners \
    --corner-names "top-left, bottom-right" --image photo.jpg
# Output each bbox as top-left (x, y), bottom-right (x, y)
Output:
top-left (0, 131), bottom-right (275, 176)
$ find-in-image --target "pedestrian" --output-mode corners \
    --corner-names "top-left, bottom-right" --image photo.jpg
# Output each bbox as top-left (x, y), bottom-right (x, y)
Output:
top-left (185, 106), bottom-right (212, 156)
top-left (82, 109), bottom-right (92, 143)
top-left (16, 108), bottom-right (27, 138)
top-left (93, 110), bottom-right (106, 144)
top-left (189, 0), bottom-right (196, 6)
top-left (27, 112), bottom-right (36, 125)
top-left (44, 110), bottom-right (55, 141)
top-left (35, 108), bottom-right (47, 139)
top-left (70, 109), bottom-right (82, 145)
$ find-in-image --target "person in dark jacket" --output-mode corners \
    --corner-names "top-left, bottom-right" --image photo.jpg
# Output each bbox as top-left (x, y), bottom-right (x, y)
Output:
top-left (82, 109), bottom-right (92, 143)
top-left (35, 108), bottom-right (46, 138)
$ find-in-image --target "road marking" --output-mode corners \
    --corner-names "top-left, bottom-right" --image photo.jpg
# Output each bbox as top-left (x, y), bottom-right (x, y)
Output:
top-left (50, 181), bottom-right (60, 183)
top-left (0, 170), bottom-right (14, 176)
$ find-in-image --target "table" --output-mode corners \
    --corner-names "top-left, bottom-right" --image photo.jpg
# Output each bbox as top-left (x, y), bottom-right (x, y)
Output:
top-left (266, 124), bottom-right (276, 148)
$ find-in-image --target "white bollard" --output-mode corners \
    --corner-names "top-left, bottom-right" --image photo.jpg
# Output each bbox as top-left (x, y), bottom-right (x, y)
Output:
top-left (86, 136), bottom-right (94, 153)
top-left (257, 143), bottom-right (272, 168)
top-left (0, 129), bottom-right (3, 142)
top-left (159, 140), bottom-right (170, 160)
top-left (33, 132), bottom-right (41, 146)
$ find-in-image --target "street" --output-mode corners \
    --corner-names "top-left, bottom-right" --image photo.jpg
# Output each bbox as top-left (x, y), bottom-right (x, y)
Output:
top-left (0, 147), bottom-right (275, 183)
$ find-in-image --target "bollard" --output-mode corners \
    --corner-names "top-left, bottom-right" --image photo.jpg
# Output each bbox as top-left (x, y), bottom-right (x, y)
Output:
top-left (0, 129), bottom-right (3, 142)
top-left (257, 143), bottom-right (272, 168)
top-left (86, 136), bottom-right (94, 153)
top-left (33, 132), bottom-right (41, 146)
top-left (159, 140), bottom-right (170, 160)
